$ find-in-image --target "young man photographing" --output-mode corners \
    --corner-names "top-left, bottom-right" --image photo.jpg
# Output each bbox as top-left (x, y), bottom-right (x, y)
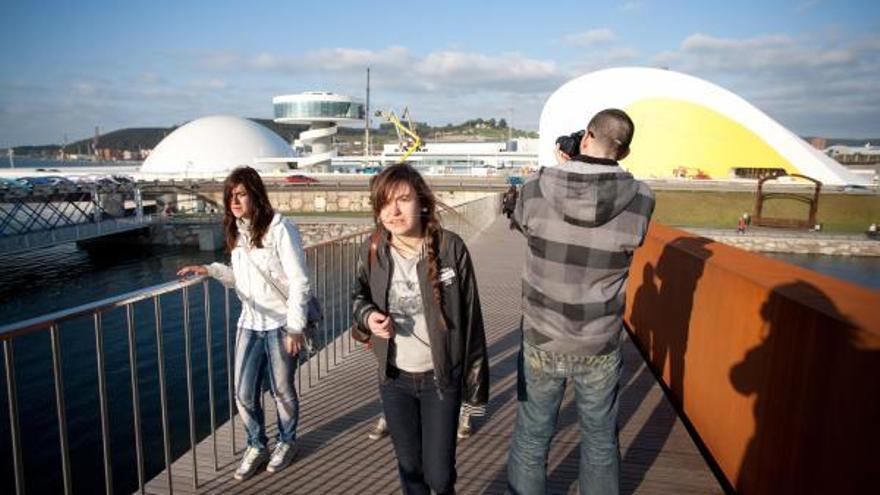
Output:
top-left (507, 109), bottom-right (655, 495)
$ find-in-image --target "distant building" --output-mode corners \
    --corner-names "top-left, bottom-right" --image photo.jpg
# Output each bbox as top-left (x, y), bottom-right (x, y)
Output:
top-left (140, 115), bottom-right (294, 176)
top-left (825, 144), bottom-right (880, 165)
top-left (809, 137), bottom-right (827, 150)
top-left (380, 139), bottom-right (539, 170)
top-left (273, 92), bottom-right (364, 172)
top-left (825, 144), bottom-right (880, 183)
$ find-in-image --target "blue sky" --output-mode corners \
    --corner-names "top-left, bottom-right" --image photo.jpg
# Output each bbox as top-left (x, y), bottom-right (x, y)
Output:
top-left (1, 0), bottom-right (878, 146)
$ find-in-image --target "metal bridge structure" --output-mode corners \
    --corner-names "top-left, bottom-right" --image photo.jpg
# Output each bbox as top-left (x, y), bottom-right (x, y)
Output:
top-left (0, 183), bottom-right (151, 255)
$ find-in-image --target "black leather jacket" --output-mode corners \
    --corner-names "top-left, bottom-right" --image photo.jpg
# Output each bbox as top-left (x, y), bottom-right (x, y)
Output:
top-left (351, 228), bottom-right (489, 407)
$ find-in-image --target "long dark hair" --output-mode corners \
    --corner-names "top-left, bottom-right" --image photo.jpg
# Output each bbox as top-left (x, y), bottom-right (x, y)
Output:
top-left (370, 164), bottom-right (446, 325)
top-left (222, 166), bottom-right (275, 252)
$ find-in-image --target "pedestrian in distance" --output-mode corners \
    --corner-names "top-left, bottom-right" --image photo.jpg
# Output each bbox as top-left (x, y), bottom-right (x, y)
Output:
top-left (177, 166), bottom-right (312, 481)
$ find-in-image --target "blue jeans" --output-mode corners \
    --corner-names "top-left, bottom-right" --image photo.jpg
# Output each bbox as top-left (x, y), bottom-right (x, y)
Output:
top-left (234, 327), bottom-right (299, 449)
top-left (379, 368), bottom-right (461, 495)
top-left (507, 341), bottom-right (622, 495)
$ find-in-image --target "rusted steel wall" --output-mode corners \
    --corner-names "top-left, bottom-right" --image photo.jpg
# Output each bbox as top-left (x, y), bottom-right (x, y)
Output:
top-left (625, 222), bottom-right (880, 495)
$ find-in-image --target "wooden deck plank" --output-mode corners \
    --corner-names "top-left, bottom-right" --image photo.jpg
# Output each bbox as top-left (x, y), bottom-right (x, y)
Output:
top-left (143, 217), bottom-right (724, 494)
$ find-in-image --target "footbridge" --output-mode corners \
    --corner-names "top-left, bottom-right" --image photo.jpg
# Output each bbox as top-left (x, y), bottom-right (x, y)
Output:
top-left (0, 185), bottom-right (153, 256)
top-left (0, 195), bottom-right (877, 494)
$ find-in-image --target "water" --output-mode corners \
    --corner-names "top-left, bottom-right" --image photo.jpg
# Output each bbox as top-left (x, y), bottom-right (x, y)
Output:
top-left (765, 253), bottom-right (880, 290)
top-left (0, 239), bottom-right (353, 494)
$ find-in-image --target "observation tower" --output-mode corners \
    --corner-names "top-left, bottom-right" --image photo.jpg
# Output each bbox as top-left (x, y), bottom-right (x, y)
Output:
top-left (273, 92), bottom-right (365, 172)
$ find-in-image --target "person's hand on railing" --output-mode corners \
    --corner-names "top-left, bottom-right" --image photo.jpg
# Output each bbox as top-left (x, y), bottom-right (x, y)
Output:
top-left (367, 311), bottom-right (394, 339)
top-left (284, 333), bottom-right (304, 355)
top-left (177, 265), bottom-right (208, 278)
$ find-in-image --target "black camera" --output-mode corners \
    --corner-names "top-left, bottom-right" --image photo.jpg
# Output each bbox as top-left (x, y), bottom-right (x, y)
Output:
top-left (555, 129), bottom-right (585, 158)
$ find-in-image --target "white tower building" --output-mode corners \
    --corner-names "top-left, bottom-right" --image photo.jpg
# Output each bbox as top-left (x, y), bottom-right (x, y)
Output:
top-left (273, 92), bottom-right (365, 172)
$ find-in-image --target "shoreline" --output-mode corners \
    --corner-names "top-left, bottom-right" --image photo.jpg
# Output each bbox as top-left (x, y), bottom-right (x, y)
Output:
top-left (684, 227), bottom-right (880, 256)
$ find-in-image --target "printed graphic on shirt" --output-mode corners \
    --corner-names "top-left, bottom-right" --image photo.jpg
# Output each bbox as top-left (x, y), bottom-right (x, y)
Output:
top-left (388, 250), bottom-right (433, 372)
top-left (389, 275), bottom-right (430, 347)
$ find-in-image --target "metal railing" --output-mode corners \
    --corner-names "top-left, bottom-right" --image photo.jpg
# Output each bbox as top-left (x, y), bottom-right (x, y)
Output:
top-left (0, 193), bottom-right (500, 495)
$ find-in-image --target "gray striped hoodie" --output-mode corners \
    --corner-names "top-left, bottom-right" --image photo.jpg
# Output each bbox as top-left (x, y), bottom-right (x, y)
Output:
top-left (513, 157), bottom-right (655, 356)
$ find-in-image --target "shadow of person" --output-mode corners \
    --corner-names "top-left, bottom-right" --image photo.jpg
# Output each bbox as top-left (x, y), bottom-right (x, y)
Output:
top-left (730, 281), bottom-right (879, 494)
top-left (630, 263), bottom-right (658, 357)
top-left (650, 236), bottom-right (713, 406)
top-left (623, 236), bottom-right (713, 494)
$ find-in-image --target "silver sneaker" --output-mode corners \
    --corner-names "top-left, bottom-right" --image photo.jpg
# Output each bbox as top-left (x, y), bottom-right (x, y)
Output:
top-left (234, 446), bottom-right (268, 481)
top-left (457, 412), bottom-right (472, 440)
top-left (266, 441), bottom-right (297, 473)
top-left (368, 416), bottom-right (389, 440)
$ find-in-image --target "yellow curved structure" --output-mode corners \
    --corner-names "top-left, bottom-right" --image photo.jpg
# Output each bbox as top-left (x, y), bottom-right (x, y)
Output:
top-left (538, 68), bottom-right (864, 185)
top-left (624, 98), bottom-right (796, 179)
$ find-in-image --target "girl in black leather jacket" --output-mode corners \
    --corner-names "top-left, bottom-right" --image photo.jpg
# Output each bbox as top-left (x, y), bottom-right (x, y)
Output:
top-left (351, 164), bottom-right (488, 495)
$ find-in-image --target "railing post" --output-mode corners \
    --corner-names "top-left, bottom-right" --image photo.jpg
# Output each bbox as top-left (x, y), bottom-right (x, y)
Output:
top-left (154, 295), bottom-right (174, 494)
top-left (316, 248), bottom-right (322, 380)
top-left (332, 241), bottom-right (338, 366)
top-left (225, 287), bottom-right (236, 455)
top-left (181, 286), bottom-right (199, 489)
top-left (204, 281), bottom-right (218, 472)
top-left (93, 313), bottom-right (113, 495)
top-left (3, 340), bottom-right (25, 495)
top-left (49, 324), bottom-right (72, 495)
top-left (322, 245), bottom-right (329, 375)
top-left (307, 249), bottom-right (315, 389)
top-left (125, 306), bottom-right (146, 494)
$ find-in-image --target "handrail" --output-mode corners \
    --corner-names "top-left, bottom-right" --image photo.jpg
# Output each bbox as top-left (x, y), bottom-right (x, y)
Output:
top-left (0, 277), bottom-right (205, 341)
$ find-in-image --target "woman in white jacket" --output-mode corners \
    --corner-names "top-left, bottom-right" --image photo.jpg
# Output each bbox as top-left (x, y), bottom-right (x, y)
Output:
top-left (178, 166), bottom-right (310, 481)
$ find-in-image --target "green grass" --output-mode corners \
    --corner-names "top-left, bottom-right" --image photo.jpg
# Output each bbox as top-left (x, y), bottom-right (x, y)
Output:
top-left (654, 191), bottom-right (880, 232)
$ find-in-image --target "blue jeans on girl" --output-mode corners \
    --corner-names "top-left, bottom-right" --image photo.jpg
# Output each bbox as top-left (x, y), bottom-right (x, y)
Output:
top-left (380, 368), bottom-right (461, 495)
top-left (234, 327), bottom-right (299, 449)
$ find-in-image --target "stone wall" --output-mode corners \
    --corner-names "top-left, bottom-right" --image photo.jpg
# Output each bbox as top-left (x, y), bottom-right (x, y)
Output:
top-left (688, 228), bottom-right (880, 256)
top-left (196, 190), bottom-right (492, 213)
top-left (147, 220), bottom-right (370, 250)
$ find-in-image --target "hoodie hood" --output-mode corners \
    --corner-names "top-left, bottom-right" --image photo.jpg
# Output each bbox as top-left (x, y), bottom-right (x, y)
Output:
top-left (538, 157), bottom-right (641, 228)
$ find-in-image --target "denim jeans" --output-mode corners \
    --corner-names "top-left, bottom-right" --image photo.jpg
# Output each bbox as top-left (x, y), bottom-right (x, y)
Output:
top-left (234, 327), bottom-right (299, 449)
top-left (379, 368), bottom-right (461, 495)
top-left (507, 341), bottom-right (622, 495)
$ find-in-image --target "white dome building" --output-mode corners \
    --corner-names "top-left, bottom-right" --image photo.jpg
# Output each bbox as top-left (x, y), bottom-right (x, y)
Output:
top-left (140, 115), bottom-right (295, 176)
top-left (540, 68), bottom-right (866, 185)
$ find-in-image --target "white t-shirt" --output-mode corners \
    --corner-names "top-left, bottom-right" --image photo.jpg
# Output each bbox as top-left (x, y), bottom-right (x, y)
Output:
top-left (388, 248), bottom-right (433, 372)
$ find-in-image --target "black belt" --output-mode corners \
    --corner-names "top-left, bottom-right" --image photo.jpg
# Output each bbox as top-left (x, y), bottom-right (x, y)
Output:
top-left (387, 365), bottom-right (434, 380)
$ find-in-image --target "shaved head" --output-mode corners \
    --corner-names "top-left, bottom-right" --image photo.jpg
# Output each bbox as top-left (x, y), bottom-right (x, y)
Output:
top-left (587, 109), bottom-right (634, 159)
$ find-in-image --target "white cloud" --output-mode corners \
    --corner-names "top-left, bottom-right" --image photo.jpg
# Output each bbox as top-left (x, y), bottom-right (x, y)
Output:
top-left (563, 29), bottom-right (617, 47)
top-left (652, 32), bottom-right (880, 136)
top-left (673, 33), bottom-right (857, 71)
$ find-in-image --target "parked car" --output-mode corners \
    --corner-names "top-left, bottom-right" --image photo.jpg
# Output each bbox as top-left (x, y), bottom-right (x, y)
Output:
top-left (20, 176), bottom-right (78, 193)
top-left (0, 177), bottom-right (30, 195)
top-left (284, 174), bottom-right (319, 184)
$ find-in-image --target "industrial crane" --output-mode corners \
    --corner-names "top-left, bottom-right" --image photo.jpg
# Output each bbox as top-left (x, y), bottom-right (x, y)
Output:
top-left (375, 107), bottom-right (423, 163)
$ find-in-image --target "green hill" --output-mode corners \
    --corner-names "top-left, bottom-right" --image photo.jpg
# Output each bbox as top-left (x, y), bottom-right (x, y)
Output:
top-left (14, 117), bottom-right (537, 157)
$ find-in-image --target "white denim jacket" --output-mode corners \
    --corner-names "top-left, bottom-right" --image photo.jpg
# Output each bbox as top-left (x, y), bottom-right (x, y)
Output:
top-left (205, 213), bottom-right (310, 334)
